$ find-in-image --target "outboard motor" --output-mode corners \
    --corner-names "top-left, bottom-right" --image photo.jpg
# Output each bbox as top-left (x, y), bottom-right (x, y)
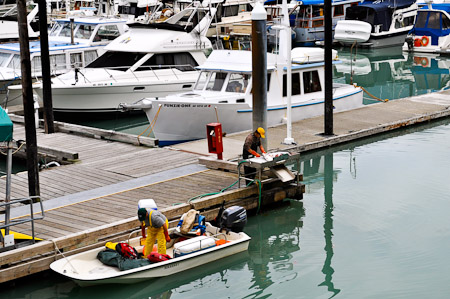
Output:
top-left (220, 206), bottom-right (247, 233)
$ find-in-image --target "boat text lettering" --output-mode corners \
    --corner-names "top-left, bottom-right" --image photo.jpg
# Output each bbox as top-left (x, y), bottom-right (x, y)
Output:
top-left (164, 262), bottom-right (180, 269)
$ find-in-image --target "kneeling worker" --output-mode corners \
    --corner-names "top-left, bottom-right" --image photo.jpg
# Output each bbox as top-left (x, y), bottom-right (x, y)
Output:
top-left (138, 208), bottom-right (171, 256)
top-left (242, 127), bottom-right (266, 179)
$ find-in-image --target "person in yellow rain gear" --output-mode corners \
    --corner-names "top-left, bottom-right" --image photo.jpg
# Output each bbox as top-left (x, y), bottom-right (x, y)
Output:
top-left (138, 208), bottom-right (171, 256)
top-left (242, 127), bottom-right (266, 180)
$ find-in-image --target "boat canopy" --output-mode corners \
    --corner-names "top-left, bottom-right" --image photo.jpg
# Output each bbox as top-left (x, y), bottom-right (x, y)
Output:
top-left (346, 0), bottom-right (416, 31)
top-left (0, 107), bottom-right (13, 142)
top-left (409, 5), bottom-right (450, 45)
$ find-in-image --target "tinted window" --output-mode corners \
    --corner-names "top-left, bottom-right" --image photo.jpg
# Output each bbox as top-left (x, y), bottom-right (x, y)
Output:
top-left (87, 51), bottom-right (145, 70)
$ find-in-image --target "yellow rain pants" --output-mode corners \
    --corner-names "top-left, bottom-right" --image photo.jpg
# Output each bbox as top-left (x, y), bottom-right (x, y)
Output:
top-left (144, 219), bottom-right (168, 256)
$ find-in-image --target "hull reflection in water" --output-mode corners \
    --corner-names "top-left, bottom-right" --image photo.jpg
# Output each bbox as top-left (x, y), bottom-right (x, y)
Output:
top-left (334, 46), bottom-right (450, 103)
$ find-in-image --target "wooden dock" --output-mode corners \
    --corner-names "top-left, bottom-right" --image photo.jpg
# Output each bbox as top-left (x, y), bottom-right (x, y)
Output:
top-left (1, 88), bottom-right (450, 283)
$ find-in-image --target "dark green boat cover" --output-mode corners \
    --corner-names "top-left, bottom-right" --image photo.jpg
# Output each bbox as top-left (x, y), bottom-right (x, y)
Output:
top-left (97, 249), bottom-right (152, 271)
top-left (0, 107), bottom-right (12, 142)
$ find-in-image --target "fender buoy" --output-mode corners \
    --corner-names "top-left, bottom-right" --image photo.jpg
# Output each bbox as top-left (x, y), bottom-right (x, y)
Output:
top-left (414, 38), bottom-right (422, 47)
top-left (421, 36), bottom-right (430, 47)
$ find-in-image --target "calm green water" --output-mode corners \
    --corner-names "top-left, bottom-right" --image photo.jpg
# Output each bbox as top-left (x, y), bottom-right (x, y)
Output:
top-left (2, 117), bottom-right (450, 298)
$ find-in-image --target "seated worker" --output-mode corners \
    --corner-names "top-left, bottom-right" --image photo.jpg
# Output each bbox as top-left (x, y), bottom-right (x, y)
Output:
top-left (138, 208), bottom-right (171, 256)
top-left (242, 127), bottom-right (267, 180)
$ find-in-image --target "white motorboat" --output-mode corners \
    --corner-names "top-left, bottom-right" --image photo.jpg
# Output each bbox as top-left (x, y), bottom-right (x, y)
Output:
top-left (334, 0), bottom-right (418, 48)
top-left (1, 16), bottom-right (128, 106)
top-left (35, 1), bottom-right (220, 113)
top-left (0, 1), bottom-right (40, 42)
top-left (50, 222), bottom-right (251, 286)
top-left (119, 45), bottom-right (364, 145)
top-left (402, 3), bottom-right (450, 54)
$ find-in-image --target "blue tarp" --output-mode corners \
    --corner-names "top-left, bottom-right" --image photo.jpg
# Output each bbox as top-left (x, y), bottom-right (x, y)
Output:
top-left (0, 107), bottom-right (13, 142)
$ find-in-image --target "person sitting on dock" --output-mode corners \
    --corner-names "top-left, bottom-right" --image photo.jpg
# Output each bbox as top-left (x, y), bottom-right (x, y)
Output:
top-left (138, 208), bottom-right (171, 256)
top-left (242, 127), bottom-right (266, 180)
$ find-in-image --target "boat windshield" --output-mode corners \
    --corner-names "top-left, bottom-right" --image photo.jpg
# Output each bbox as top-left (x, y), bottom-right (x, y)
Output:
top-left (87, 51), bottom-right (146, 71)
top-left (0, 53), bottom-right (11, 67)
top-left (205, 72), bottom-right (227, 91)
top-left (225, 73), bottom-right (249, 93)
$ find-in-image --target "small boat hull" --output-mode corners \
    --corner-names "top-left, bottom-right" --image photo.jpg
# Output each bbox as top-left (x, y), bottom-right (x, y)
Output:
top-left (50, 224), bottom-right (251, 286)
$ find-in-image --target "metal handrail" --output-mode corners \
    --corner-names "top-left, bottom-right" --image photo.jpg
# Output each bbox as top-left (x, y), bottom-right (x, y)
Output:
top-left (0, 195), bottom-right (44, 248)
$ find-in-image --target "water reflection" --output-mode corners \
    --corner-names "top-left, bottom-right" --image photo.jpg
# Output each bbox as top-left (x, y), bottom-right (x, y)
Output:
top-left (319, 153), bottom-right (340, 298)
top-left (245, 200), bottom-right (305, 297)
top-left (334, 47), bottom-right (450, 103)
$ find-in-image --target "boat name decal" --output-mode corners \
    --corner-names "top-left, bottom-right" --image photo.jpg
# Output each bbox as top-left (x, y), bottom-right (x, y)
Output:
top-left (164, 262), bottom-right (180, 269)
top-left (163, 104), bottom-right (211, 108)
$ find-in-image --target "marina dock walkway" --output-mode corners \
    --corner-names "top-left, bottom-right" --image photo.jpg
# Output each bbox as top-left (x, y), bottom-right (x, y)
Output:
top-left (1, 88), bottom-right (450, 246)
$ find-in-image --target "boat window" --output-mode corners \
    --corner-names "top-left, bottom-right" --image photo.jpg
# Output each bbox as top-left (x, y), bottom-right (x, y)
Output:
top-left (74, 24), bottom-right (95, 39)
top-left (223, 5), bottom-right (239, 17)
top-left (0, 53), bottom-right (11, 67)
top-left (194, 71), bottom-right (209, 90)
top-left (58, 22), bottom-right (77, 37)
top-left (137, 53), bottom-right (198, 72)
top-left (283, 73), bottom-right (301, 97)
top-left (31, 56), bottom-right (42, 72)
top-left (296, 20), bottom-right (309, 28)
top-left (49, 22), bottom-right (63, 36)
top-left (312, 19), bottom-right (324, 28)
top-left (303, 70), bottom-right (321, 94)
top-left (84, 50), bottom-right (98, 65)
top-left (443, 14), bottom-right (450, 29)
top-left (334, 5), bottom-right (344, 17)
top-left (50, 54), bottom-right (67, 70)
top-left (31, 55), bottom-right (66, 73)
top-left (87, 51), bottom-right (145, 70)
top-left (312, 7), bottom-right (323, 18)
top-left (415, 11), bottom-right (428, 28)
top-left (225, 73), bottom-right (249, 93)
top-left (206, 72), bottom-right (227, 91)
top-left (93, 25), bottom-right (121, 42)
top-left (428, 12), bottom-right (441, 30)
top-left (6, 54), bottom-right (20, 70)
top-left (70, 53), bottom-right (83, 68)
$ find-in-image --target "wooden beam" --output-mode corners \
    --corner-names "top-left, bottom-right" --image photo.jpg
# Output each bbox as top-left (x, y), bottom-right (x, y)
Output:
top-left (8, 114), bottom-right (158, 147)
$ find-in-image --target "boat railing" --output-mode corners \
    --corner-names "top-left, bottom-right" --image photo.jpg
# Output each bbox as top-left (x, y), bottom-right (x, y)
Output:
top-left (0, 195), bottom-right (44, 251)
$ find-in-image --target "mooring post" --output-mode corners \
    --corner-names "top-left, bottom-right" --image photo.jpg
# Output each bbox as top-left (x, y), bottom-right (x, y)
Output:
top-left (17, 0), bottom-right (40, 199)
top-left (251, 2), bottom-right (268, 149)
top-left (324, 0), bottom-right (334, 136)
top-left (38, 0), bottom-right (55, 134)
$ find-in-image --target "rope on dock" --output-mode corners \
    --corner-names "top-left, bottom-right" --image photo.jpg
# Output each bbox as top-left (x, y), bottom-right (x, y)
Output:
top-left (137, 104), bottom-right (162, 144)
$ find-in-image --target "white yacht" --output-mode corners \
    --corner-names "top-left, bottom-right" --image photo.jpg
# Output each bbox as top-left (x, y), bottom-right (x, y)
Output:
top-left (35, 2), bottom-right (220, 113)
top-left (119, 46), bottom-right (364, 145)
top-left (1, 16), bottom-right (128, 107)
top-left (334, 0), bottom-right (418, 48)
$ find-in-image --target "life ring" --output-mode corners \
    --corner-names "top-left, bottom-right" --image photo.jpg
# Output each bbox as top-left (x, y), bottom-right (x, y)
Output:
top-left (420, 57), bottom-right (429, 67)
top-left (397, 13), bottom-right (404, 22)
top-left (421, 36), bottom-right (430, 47)
top-left (306, 7), bottom-right (312, 16)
